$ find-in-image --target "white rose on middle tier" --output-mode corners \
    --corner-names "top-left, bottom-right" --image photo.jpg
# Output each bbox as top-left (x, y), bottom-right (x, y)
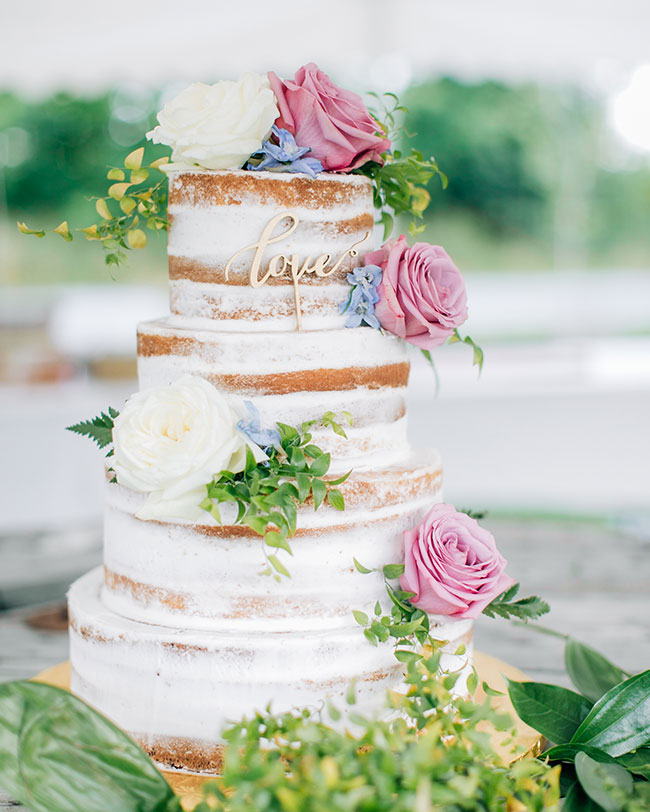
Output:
top-left (111, 375), bottom-right (266, 522)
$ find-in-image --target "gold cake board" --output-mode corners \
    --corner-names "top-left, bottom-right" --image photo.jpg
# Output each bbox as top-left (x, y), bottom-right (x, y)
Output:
top-left (34, 653), bottom-right (542, 810)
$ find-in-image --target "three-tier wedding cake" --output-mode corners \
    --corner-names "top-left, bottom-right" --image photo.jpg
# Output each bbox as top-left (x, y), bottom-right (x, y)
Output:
top-left (67, 65), bottom-right (512, 774)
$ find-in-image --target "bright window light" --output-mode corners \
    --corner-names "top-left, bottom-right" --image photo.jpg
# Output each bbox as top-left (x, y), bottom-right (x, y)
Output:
top-left (609, 64), bottom-right (650, 153)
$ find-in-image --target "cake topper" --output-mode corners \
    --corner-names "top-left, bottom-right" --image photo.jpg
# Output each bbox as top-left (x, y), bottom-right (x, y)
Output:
top-left (224, 212), bottom-right (370, 330)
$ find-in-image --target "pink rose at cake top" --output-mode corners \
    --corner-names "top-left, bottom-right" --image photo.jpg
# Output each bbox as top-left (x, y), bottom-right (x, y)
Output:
top-left (401, 504), bottom-right (516, 619)
top-left (268, 63), bottom-right (391, 172)
top-left (365, 235), bottom-right (469, 350)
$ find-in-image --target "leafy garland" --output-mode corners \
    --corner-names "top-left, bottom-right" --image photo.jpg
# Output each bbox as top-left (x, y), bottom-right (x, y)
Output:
top-left (66, 407), bottom-right (352, 580)
top-left (200, 412), bottom-right (352, 579)
top-left (351, 559), bottom-right (549, 664)
top-left (18, 146), bottom-right (169, 267)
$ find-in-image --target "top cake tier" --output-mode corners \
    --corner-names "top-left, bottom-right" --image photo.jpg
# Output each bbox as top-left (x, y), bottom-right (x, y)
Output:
top-left (167, 169), bottom-right (375, 331)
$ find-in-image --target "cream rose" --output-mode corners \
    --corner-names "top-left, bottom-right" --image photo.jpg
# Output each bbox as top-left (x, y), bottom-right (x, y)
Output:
top-left (146, 73), bottom-right (279, 171)
top-left (112, 375), bottom-right (265, 522)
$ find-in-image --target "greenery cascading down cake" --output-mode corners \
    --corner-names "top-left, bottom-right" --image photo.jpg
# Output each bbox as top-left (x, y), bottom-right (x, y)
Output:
top-left (64, 65), bottom-right (516, 775)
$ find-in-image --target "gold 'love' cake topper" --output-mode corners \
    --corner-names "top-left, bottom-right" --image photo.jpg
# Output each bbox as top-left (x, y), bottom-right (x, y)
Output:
top-left (224, 212), bottom-right (370, 330)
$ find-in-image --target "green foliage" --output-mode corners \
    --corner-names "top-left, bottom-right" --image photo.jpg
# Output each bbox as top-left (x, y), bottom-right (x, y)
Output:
top-left (201, 414), bottom-right (351, 579)
top-left (0, 681), bottom-right (180, 812)
top-left (565, 638), bottom-right (631, 703)
top-left (192, 652), bottom-right (559, 812)
top-left (508, 635), bottom-right (650, 810)
top-left (66, 407), bottom-right (119, 452)
top-left (18, 146), bottom-right (169, 267)
top-left (448, 327), bottom-right (485, 373)
top-left (481, 582), bottom-right (550, 622)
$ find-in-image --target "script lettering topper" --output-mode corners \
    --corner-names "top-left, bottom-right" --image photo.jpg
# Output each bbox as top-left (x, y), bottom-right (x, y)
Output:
top-left (224, 212), bottom-right (370, 330)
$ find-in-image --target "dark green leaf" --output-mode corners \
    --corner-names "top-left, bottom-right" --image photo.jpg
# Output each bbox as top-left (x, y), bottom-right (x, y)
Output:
top-left (565, 638), bottom-right (629, 703)
top-left (289, 447), bottom-right (306, 471)
top-left (326, 488), bottom-right (344, 511)
top-left (563, 781), bottom-right (603, 812)
top-left (66, 409), bottom-right (118, 450)
top-left (507, 680), bottom-right (593, 743)
top-left (382, 563), bottom-right (405, 580)
top-left (617, 746), bottom-right (650, 778)
top-left (295, 472), bottom-right (311, 503)
top-left (309, 453), bottom-right (331, 478)
top-left (575, 751), bottom-right (633, 812)
top-left (545, 744), bottom-right (618, 765)
top-left (0, 681), bottom-right (178, 812)
top-left (303, 444), bottom-right (323, 459)
top-left (571, 670), bottom-right (650, 756)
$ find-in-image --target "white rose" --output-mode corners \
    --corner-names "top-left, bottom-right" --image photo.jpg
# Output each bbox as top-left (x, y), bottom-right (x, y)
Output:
top-left (146, 73), bottom-right (279, 171)
top-left (112, 375), bottom-right (265, 522)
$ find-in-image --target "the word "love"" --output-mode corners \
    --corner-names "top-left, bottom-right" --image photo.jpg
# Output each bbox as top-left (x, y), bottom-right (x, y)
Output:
top-left (224, 212), bottom-right (369, 330)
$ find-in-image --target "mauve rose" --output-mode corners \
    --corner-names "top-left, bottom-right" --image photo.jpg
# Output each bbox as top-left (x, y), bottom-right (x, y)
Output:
top-left (366, 236), bottom-right (468, 350)
top-left (400, 504), bottom-right (515, 620)
top-left (268, 63), bottom-right (390, 173)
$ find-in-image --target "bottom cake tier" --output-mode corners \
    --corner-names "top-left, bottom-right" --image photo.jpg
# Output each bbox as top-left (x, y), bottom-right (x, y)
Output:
top-left (68, 568), bottom-right (474, 774)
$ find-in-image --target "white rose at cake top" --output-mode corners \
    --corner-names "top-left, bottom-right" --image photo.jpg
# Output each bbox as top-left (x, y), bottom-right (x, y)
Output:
top-left (111, 374), bottom-right (266, 522)
top-left (146, 73), bottom-right (279, 171)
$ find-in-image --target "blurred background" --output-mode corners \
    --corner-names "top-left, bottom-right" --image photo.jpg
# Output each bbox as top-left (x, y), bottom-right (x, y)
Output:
top-left (0, 1), bottom-right (648, 682)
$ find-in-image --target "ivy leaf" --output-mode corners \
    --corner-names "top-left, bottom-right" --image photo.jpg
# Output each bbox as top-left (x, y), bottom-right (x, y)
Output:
top-left (507, 680), bottom-right (593, 743)
top-left (574, 751), bottom-right (633, 812)
top-left (66, 408), bottom-right (118, 450)
top-left (565, 638), bottom-right (630, 703)
top-left (570, 669), bottom-right (650, 756)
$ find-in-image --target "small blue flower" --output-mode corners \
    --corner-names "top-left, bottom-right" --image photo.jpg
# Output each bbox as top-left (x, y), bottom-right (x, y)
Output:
top-left (346, 264), bottom-right (383, 292)
top-left (247, 126), bottom-right (323, 179)
top-left (237, 401), bottom-right (281, 450)
top-left (342, 286), bottom-right (381, 330)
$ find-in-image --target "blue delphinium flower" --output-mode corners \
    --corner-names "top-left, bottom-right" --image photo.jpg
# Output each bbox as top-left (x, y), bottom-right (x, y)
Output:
top-left (340, 263), bottom-right (383, 329)
top-left (237, 401), bottom-right (281, 451)
top-left (247, 126), bottom-right (323, 179)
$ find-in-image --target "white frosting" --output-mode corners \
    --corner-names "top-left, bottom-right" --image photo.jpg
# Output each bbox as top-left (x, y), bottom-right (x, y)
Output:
top-left (69, 568), bottom-right (473, 756)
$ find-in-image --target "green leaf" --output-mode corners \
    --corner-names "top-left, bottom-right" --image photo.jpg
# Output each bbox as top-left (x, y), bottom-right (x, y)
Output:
top-left (53, 221), bottom-right (73, 241)
top-left (0, 681), bottom-right (179, 812)
top-left (617, 746), bottom-right (650, 778)
top-left (107, 167), bottom-right (125, 180)
top-left (108, 181), bottom-right (132, 200)
top-left (563, 782), bottom-right (603, 812)
top-left (326, 470), bottom-right (352, 487)
top-left (66, 409), bottom-right (118, 450)
top-left (467, 669), bottom-right (479, 695)
top-left (363, 628), bottom-right (377, 647)
top-left (389, 618), bottom-right (425, 637)
top-left (127, 228), bottom-right (147, 249)
top-left (303, 444), bottom-right (323, 459)
top-left (353, 557), bottom-right (373, 574)
top-left (382, 563), bottom-right (405, 580)
top-left (130, 168), bottom-right (149, 185)
top-left (394, 649), bottom-right (420, 664)
top-left (17, 221), bottom-right (46, 238)
top-left (326, 488), bottom-right (345, 511)
top-left (268, 554), bottom-right (291, 578)
top-left (295, 472), bottom-right (311, 503)
top-left (565, 638), bottom-right (630, 703)
top-left (265, 531), bottom-right (292, 554)
top-left (311, 478), bottom-right (327, 510)
top-left (352, 610), bottom-right (369, 626)
top-left (544, 743), bottom-right (618, 765)
top-left (570, 669), bottom-right (650, 756)
top-left (507, 680), bottom-right (593, 743)
top-left (575, 751), bottom-right (633, 812)
top-left (482, 585), bottom-right (550, 621)
top-left (124, 146), bottom-right (145, 170)
top-left (95, 198), bottom-right (113, 220)
top-left (309, 453), bottom-right (331, 478)
top-left (120, 196), bottom-right (137, 215)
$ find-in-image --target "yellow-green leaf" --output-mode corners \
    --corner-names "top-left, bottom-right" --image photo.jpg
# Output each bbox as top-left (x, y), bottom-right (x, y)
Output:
top-left (120, 196), bottom-right (137, 215)
top-left (127, 229), bottom-right (147, 249)
top-left (108, 182), bottom-right (131, 201)
top-left (149, 156), bottom-right (169, 169)
top-left (129, 168), bottom-right (149, 185)
top-left (95, 198), bottom-right (112, 219)
top-left (53, 221), bottom-right (73, 242)
top-left (81, 224), bottom-right (100, 240)
top-left (16, 221), bottom-right (45, 238)
top-left (106, 168), bottom-right (125, 181)
top-left (124, 147), bottom-right (144, 170)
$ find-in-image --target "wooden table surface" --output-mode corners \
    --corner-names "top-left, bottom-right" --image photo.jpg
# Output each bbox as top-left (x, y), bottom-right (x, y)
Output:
top-left (1, 515), bottom-right (649, 809)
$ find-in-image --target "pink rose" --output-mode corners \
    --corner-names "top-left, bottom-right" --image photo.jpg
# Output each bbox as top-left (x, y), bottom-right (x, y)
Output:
top-left (400, 504), bottom-right (515, 620)
top-left (366, 236), bottom-right (468, 350)
top-left (268, 63), bottom-right (390, 173)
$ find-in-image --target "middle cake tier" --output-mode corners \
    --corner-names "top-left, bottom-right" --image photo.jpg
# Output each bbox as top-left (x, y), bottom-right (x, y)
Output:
top-left (102, 449), bottom-right (442, 632)
top-left (137, 319), bottom-right (411, 470)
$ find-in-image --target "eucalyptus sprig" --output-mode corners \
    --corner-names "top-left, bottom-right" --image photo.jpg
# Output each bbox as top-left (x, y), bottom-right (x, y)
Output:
top-left (17, 146), bottom-right (169, 267)
top-left (201, 411), bottom-right (353, 580)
